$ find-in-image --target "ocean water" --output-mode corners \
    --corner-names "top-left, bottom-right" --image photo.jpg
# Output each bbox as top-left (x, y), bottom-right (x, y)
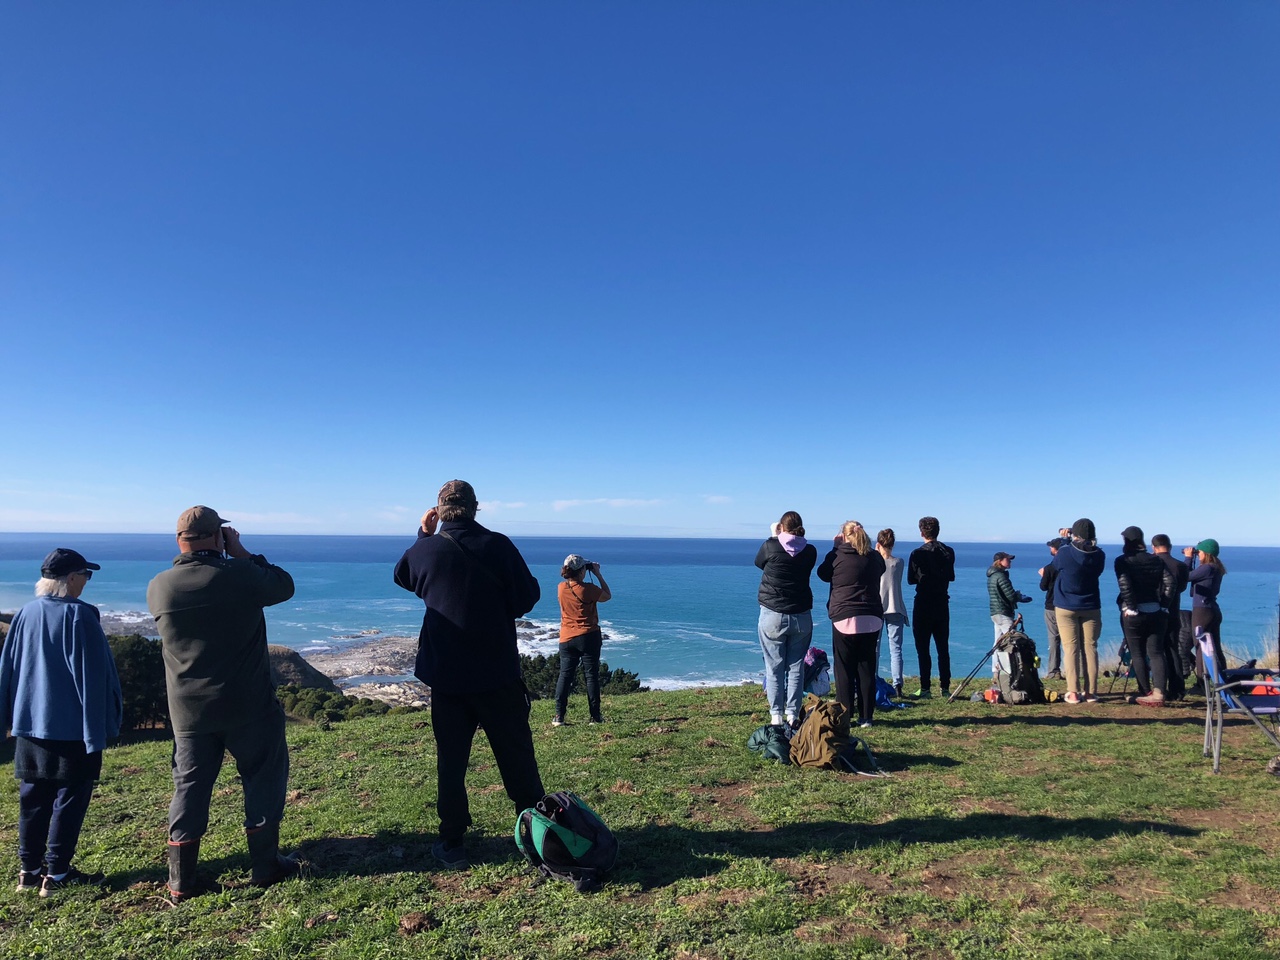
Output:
top-left (2, 533), bottom-right (1277, 689)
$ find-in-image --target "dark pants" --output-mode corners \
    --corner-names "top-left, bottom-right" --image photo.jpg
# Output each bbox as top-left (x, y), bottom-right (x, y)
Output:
top-left (1192, 607), bottom-right (1228, 677)
top-left (554, 629), bottom-right (602, 721)
top-left (1122, 611), bottom-right (1168, 696)
top-left (169, 706), bottom-right (290, 842)
top-left (912, 601), bottom-right (951, 691)
top-left (832, 626), bottom-right (881, 725)
top-left (1162, 606), bottom-right (1186, 699)
top-left (18, 779), bottom-right (96, 874)
top-left (431, 681), bottom-right (545, 845)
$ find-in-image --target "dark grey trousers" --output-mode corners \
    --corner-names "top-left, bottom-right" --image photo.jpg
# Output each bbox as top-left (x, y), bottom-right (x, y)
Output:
top-left (169, 705), bottom-right (290, 842)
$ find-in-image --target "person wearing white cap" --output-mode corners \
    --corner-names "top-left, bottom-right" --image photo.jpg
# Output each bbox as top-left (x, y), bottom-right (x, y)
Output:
top-left (554, 555), bottom-right (612, 725)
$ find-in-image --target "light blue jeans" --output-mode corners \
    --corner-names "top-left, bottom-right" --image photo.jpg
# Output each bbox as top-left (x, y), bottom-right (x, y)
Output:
top-left (884, 613), bottom-right (908, 686)
top-left (758, 607), bottom-right (813, 720)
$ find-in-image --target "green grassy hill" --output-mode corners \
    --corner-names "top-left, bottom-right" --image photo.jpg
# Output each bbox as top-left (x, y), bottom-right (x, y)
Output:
top-left (2, 684), bottom-right (1278, 959)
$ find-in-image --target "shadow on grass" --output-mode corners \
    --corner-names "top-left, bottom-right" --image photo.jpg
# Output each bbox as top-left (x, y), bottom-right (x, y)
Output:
top-left (615, 812), bottom-right (1203, 889)
top-left (900, 713), bottom-right (1207, 729)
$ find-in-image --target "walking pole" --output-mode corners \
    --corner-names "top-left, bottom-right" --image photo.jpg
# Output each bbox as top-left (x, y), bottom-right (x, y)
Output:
top-left (949, 614), bottom-right (1021, 703)
top-left (1106, 639), bottom-right (1130, 694)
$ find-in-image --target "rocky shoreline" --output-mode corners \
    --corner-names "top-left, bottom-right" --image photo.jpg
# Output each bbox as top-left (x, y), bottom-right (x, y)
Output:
top-left (295, 635), bottom-right (430, 708)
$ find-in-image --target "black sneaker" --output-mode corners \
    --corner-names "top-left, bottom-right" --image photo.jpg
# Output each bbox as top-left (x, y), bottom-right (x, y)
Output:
top-left (16, 870), bottom-right (42, 893)
top-left (588, 715), bottom-right (603, 725)
top-left (39, 868), bottom-right (106, 897)
top-left (431, 841), bottom-right (470, 871)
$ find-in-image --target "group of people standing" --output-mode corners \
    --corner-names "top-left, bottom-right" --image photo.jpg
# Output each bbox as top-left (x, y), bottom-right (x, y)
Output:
top-left (756, 512), bottom-right (1230, 727)
top-left (1028, 520), bottom-right (1227, 705)
top-left (2, 479), bottom-right (591, 898)
top-left (755, 513), bottom-right (959, 730)
top-left (1, 506), bottom-right (300, 900)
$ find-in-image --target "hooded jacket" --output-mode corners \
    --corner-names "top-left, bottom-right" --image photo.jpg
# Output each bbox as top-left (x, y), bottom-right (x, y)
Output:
top-left (816, 545), bottom-right (886, 622)
top-left (754, 537), bottom-right (816, 614)
top-left (1050, 540), bottom-right (1107, 611)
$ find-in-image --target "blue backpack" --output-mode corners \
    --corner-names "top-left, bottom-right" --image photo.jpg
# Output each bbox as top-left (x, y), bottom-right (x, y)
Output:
top-left (515, 791), bottom-right (618, 893)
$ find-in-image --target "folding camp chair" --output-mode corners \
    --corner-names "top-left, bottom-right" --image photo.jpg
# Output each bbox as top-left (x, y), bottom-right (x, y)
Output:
top-left (1199, 630), bottom-right (1280, 774)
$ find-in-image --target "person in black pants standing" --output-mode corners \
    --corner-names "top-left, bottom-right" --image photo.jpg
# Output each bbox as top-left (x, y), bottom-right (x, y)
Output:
top-left (394, 480), bottom-right (545, 870)
top-left (817, 521), bottom-right (886, 728)
top-left (1150, 534), bottom-right (1189, 699)
top-left (907, 516), bottom-right (956, 698)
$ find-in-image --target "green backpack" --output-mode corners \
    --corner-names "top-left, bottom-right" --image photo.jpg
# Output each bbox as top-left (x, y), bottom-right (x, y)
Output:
top-left (515, 791), bottom-right (618, 893)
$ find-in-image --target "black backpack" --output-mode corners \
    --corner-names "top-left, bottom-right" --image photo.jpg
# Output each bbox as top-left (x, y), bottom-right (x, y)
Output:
top-left (994, 629), bottom-right (1046, 705)
top-left (515, 791), bottom-right (618, 893)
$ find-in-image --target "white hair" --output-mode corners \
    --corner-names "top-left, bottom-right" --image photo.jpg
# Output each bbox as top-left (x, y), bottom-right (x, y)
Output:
top-left (35, 577), bottom-right (72, 598)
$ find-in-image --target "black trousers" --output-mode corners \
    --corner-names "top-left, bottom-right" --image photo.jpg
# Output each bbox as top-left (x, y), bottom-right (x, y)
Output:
top-left (1122, 611), bottom-right (1167, 696)
top-left (832, 626), bottom-right (880, 724)
top-left (1162, 606), bottom-right (1186, 699)
top-left (431, 681), bottom-right (545, 845)
top-left (554, 629), bottom-right (602, 720)
top-left (912, 601), bottom-right (951, 690)
top-left (1192, 607), bottom-right (1228, 678)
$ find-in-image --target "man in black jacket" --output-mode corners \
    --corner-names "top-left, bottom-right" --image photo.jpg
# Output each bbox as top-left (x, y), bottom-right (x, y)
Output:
top-left (394, 480), bottom-right (544, 869)
top-left (1151, 533), bottom-right (1190, 699)
top-left (907, 516), bottom-right (956, 698)
top-left (1114, 526), bottom-right (1178, 706)
top-left (1038, 539), bottom-right (1066, 679)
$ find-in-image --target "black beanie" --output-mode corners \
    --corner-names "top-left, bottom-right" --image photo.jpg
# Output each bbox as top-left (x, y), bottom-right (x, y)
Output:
top-left (1071, 518), bottom-right (1096, 542)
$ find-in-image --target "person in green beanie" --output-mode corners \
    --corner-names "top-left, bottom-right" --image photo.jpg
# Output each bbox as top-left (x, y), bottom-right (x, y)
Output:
top-left (1182, 538), bottom-right (1228, 677)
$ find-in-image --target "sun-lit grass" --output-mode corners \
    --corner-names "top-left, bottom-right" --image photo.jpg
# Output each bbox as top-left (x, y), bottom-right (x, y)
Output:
top-left (2, 679), bottom-right (1279, 959)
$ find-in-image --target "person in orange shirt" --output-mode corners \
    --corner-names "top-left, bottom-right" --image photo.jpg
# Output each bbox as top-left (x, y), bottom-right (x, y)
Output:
top-left (554, 555), bottom-right (612, 726)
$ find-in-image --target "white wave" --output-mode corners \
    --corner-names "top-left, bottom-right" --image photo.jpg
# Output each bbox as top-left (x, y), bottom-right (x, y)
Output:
top-left (643, 675), bottom-right (763, 691)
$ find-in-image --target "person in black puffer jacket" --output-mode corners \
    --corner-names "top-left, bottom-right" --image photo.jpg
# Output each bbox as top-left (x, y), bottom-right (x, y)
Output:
top-left (817, 521), bottom-right (886, 728)
top-left (754, 511), bottom-right (817, 727)
top-left (1114, 526), bottom-right (1177, 706)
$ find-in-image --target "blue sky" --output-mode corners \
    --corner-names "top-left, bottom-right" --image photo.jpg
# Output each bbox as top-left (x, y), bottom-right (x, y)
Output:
top-left (2, 2), bottom-right (1277, 544)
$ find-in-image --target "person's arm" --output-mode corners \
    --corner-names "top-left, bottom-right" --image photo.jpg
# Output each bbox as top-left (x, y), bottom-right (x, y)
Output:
top-left (503, 541), bottom-right (541, 618)
top-left (754, 541), bottom-right (770, 571)
top-left (224, 527), bottom-right (295, 605)
top-left (69, 607), bottom-right (113, 753)
top-left (590, 563), bottom-right (612, 602)
top-left (1159, 564), bottom-right (1177, 611)
top-left (816, 547), bottom-right (838, 583)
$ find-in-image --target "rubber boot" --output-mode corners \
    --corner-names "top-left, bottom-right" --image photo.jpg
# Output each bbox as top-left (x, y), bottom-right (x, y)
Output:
top-left (167, 839), bottom-right (202, 902)
top-left (246, 821), bottom-right (300, 887)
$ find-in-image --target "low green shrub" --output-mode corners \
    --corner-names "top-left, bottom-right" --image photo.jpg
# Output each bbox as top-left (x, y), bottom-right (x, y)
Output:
top-left (275, 683), bottom-right (424, 723)
top-left (519, 653), bottom-right (647, 700)
top-left (107, 634), bottom-right (169, 730)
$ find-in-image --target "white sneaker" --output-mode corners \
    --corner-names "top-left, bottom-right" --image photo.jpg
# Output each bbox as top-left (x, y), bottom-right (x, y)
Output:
top-left (770, 714), bottom-right (784, 726)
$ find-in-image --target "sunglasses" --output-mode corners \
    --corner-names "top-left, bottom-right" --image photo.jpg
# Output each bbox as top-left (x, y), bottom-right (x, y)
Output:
top-left (79, 569), bottom-right (93, 580)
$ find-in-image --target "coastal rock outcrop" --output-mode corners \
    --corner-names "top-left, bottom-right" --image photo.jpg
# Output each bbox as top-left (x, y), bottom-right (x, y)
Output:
top-left (269, 645), bottom-right (340, 692)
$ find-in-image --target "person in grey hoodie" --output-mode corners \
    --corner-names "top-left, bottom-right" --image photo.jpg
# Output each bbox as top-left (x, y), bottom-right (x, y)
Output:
top-left (754, 511), bottom-right (817, 726)
top-left (876, 529), bottom-right (908, 699)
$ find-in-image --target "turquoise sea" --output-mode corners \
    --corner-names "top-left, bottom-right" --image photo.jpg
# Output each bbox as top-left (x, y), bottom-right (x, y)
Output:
top-left (2, 534), bottom-right (1277, 689)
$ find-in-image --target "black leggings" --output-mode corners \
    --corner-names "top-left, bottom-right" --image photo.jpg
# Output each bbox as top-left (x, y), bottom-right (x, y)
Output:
top-left (832, 626), bottom-right (881, 724)
top-left (1192, 607), bottom-right (1227, 677)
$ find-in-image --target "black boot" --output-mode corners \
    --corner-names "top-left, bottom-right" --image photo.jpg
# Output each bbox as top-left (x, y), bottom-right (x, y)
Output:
top-left (167, 839), bottom-right (202, 902)
top-left (246, 821), bottom-right (300, 888)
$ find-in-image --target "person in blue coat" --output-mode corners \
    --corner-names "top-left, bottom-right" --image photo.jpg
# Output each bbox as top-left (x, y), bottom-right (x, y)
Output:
top-left (1051, 519), bottom-right (1107, 704)
top-left (0, 548), bottom-right (122, 896)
